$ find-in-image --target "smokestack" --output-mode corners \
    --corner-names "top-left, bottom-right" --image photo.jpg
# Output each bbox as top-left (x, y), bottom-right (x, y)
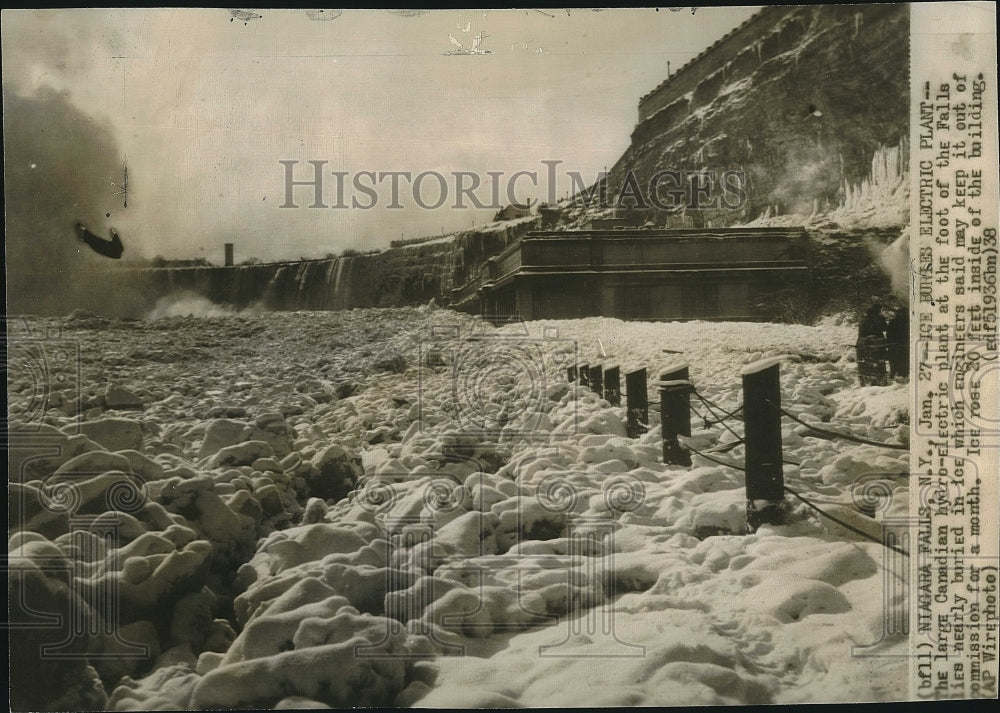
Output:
top-left (225, 243), bottom-right (234, 267)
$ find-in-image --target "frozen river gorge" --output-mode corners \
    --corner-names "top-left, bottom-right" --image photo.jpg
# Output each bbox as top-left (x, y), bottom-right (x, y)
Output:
top-left (7, 305), bottom-right (910, 709)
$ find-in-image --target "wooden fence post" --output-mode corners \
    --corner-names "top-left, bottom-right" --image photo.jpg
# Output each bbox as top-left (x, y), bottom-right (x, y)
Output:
top-left (579, 363), bottom-right (590, 389)
top-left (625, 368), bottom-right (648, 438)
top-left (658, 363), bottom-right (692, 466)
top-left (604, 366), bottom-right (621, 406)
top-left (589, 364), bottom-right (603, 397)
top-left (660, 364), bottom-right (689, 385)
top-left (741, 357), bottom-right (786, 533)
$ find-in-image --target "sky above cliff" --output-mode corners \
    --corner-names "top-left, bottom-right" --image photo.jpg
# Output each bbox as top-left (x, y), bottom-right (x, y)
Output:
top-left (3, 8), bottom-right (758, 262)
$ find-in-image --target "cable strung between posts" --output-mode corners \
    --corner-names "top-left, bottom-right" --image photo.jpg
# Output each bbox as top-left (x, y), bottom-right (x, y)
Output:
top-left (710, 439), bottom-right (745, 454)
top-left (785, 486), bottom-right (910, 557)
top-left (690, 402), bottom-right (742, 433)
top-left (688, 442), bottom-right (796, 468)
top-left (685, 446), bottom-right (909, 558)
top-left (694, 398), bottom-right (742, 427)
top-left (771, 402), bottom-right (908, 451)
top-left (683, 443), bottom-right (747, 472)
top-left (682, 437), bottom-right (745, 455)
top-left (692, 389), bottom-right (744, 423)
top-left (692, 393), bottom-right (744, 436)
top-left (690, 402), bottom-right (717, 430)
top-left (692, 393), bottom-right (745, 442)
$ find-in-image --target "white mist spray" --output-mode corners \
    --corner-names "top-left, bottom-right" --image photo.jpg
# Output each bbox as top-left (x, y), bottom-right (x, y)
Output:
top-left (874, 228), bottom-right (910, 300)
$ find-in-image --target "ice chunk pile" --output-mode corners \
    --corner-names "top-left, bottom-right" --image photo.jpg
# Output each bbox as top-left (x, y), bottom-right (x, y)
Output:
top-left (7, 307), bottom-right (910, 709)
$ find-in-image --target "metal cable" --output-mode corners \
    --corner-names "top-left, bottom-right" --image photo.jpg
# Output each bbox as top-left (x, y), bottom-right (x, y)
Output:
top-left (772, 401), bottom-right (908, 451)
top-left (692, 392), bottom-right (745, 442)
top-left (685, 447), bottom-right (909, 557)
top-left (689, 402), bottom-right (714, 429)
top-left (785, 486), bottom-right (910, 557)
top-left (693, 389), bottom-right (745, 423)
top-left (684, 443), bottom-right (747, 472)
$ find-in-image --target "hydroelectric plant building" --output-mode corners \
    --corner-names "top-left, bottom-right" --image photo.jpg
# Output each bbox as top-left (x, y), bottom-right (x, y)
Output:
top-left (464, 228), bottom-right (810, 321)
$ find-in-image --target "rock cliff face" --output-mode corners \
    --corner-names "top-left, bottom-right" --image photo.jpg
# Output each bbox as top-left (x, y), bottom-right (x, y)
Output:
top-left (603, 4), bottom-right (909, 225)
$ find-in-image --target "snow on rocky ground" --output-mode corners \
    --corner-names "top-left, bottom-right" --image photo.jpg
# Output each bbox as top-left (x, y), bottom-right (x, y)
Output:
top-left (7, 306), bottom-right (909, 709)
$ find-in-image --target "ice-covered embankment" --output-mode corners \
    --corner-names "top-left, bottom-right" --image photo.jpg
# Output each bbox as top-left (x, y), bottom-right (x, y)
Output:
top-left (7, 307), bottom-right (909, 709)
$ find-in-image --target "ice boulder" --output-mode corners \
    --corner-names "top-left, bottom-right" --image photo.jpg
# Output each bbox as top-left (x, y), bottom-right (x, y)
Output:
top-left (9, 539), bottom-right (109, 711)
top-left (52, 450), bottom-right (134, 480)
top-left (105, 383), bottom-right (144, 410)
top-left (192, 634), bottom-right (409, 708)
top-left (222, 594), bottom-right (352, 664)
top-left (247, 524), bottom-right (371, 577)
top-left (76, 417), bottom-right (144, 453)
top-left (208, 440), bottom-right (274, 469)
top-left (251, 412), bottom-right (294, 459)
top-left (308, 445), bottom-right (361, 501)
top-left (198, 419), bottom-right (249, 459)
